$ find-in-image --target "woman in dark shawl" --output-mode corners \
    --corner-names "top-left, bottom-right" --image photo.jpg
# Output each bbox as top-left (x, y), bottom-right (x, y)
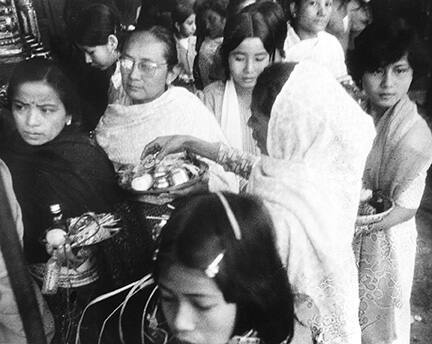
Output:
top-left (0, 58), bottom-right (153, 343)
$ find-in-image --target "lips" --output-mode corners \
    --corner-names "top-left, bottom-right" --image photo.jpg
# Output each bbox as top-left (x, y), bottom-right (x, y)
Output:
top-left (379, 93), bottom-right (396, 100)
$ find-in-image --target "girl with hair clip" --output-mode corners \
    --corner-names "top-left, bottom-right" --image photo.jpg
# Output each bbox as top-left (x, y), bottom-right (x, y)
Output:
top-left (283, 0), bottom-right (350, 81)
top-left (171, 0), bottom-right (197, 90)
top-left (154, 192), bottom-right (295, 344)
top-left (350, 18), bottom-right (432, 344)
top-left (200, 2), bottom-right (287, 163)
top-left (71, 3), bottom-right (130, 105)
top-left (143, 60), bottom-right (376, 343)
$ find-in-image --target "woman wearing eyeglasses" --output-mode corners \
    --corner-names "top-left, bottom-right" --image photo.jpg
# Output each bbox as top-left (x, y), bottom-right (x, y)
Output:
top-left (95, 26), bottom-right (238, 193)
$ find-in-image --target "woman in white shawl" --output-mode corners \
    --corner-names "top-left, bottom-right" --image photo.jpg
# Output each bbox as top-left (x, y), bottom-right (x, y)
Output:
top-left (350, 19), bottom-right (432, 344)
top-left (144, 61), bottom-right (376, 344)
top-left (95, 26), bottom-right (237, 192)
top-left (199, 2), bottom-right (286, 158)
top-left (283, 0), bottom-right (349, 81)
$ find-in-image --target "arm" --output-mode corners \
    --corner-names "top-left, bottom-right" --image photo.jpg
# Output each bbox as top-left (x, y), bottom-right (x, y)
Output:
top-left (369, 205), bottom-right (417, 232)
top-left (143, 136), bottom-right (259, 179)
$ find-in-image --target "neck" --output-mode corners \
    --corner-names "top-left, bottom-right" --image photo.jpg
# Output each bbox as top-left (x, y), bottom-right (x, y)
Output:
top-left (369, 103), bottom-right (388, 125)
top-left (233, 82), bottom-right (252, 100)
top-left (294, 25), bottom-right (319, 40)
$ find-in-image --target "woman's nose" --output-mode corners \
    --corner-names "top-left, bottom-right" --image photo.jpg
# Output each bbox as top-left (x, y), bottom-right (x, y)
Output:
top-left (381, 69), bottom-right (395, 88)
top-left (84, 53), bottom-right (92, 64)
top-left (26, 108), bottom-right (41, 127)
top-left (172, 303), bottom-right (196, 333)
top-left (244, 59), bottom-right (254, 73)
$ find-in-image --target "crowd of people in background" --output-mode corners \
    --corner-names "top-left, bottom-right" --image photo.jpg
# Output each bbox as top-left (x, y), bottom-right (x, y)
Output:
top-left (1, 0), bottom-right (432, 343)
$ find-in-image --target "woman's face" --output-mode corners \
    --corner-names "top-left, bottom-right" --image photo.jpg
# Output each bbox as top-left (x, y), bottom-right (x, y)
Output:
top-left (202, 9), bottom-right (225, 39)
top-left (228, 38), bottom-right (270, 90)
top-left (178, 14), bottom-right (197, 38)
top-left (11, 81), bottom-right (70, 146)
top-left (159, 263), bottom-right (237, 344)
top-left (362, 54), bottom-right (413, 114)
top-left (121, 32), bottom-right (176, 104)
top-left (80, 37), bottom-right (118, 70)
top-left (248, 99), bottom-right (269, 154)
top-left (293, 0), bottom-right (333, 39)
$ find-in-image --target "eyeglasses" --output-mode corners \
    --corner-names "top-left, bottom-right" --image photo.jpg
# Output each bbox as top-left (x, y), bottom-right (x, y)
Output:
top-left (119, 56), bottom-right (168, 77)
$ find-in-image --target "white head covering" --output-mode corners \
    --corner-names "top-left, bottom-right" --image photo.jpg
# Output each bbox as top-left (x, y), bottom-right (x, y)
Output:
top-left (248, 61), bottom-right (375, 344)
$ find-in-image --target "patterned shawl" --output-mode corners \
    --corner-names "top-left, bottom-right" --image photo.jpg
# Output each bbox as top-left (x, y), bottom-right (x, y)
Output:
top-left (248, 61), bottom-right (375, 344)
top-left (363, 95), bottom-right (432, 204)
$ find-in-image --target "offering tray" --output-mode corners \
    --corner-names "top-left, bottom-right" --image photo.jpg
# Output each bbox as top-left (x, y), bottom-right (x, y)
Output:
top-left (118, 152), bottom-right (208, 196)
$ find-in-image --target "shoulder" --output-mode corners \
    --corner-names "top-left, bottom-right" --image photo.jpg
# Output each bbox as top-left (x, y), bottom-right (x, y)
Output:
top-left (203, 81), bottom-right (225, 98)
top-left (201, 81), bottom-right (225, 116)
top-left (318, 32), bottom-right (344, 51)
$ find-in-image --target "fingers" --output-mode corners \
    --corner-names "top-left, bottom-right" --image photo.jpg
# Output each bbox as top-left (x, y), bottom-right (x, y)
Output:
top-left (141, 140), bottom-right (161, 160)
top-left (54, 244), bottom-right (87, 268)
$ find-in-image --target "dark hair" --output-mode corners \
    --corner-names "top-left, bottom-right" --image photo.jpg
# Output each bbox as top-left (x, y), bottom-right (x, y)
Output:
top-left (220, 4), bottom-right (285, 78)
top-left (125, 26), bottom-right (178, 68)
top-left (172, 1), bottom-right (195, 26)
top-left (7, 58), bottom-right (81, 122)
top-left (252, 62), bottom-right (296, 117)
top-left (252, 1), bottom-right (287, 59)
top-left (71, 3), bottom-right (124, 48)
top-left (195, 0), bottom-right (229, 18)
top-left (154, 192), bottom-right (295, 344)
top-left (350, 17), bottom-right (429, 85)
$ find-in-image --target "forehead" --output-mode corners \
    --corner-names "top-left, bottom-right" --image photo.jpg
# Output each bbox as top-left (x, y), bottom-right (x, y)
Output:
top-left (203, 9), bottom-right (222, 19)
top-left (14, 81), bottom-right (61, 102)
top-left (159, 263), bottom-right (222, 297)
top-left (124, 32), bottom-right (167, 61)
top-left (231, 37), bottom-right (267, 54)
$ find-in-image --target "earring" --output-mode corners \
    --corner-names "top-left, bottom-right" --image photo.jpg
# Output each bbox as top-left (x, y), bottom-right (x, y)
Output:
top-left (66, 118), bottom-right (72, 126)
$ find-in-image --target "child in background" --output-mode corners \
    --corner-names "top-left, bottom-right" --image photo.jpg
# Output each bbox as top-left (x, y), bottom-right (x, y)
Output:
top-left (172, 0), bottom-right (197, 90)
top-left (71, 3), bottom-right (130, 105)
top-left (194, 0), bottom-right (229, 88)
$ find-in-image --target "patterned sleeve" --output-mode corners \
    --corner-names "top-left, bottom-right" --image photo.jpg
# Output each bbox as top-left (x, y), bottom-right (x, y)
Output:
top-left (216, 143), bottom-right (259, 180)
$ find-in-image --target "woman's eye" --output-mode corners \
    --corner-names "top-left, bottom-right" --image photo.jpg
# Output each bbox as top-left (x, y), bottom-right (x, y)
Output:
top-left (13, 103), bottom-right (24, 111)
top-left (192, 301), bottom-right (216, 311)
top-left (40, 107), bottom-right (56, 114)
top-left (255, 57), bottom-right (267, 62)
top-left (395, 68), bottom-right (409, 75)
top-left (372, 69), bottom-right (384, 76)
top-left (234, 56), bottom-right (245, 62)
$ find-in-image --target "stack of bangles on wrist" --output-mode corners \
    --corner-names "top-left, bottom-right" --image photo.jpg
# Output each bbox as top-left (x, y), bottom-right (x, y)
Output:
top-left (216, 143), bottom-right (258, 180)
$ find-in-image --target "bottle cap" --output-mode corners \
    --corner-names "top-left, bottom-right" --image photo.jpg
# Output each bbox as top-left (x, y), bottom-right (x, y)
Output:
top-left (49, 204), bottom-right (61, 214)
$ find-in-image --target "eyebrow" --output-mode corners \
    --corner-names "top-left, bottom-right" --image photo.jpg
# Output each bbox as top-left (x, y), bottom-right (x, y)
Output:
top-left (12, 99), bottom-right (58, 107)
top-left (158, 283), bottom-right (220, 298)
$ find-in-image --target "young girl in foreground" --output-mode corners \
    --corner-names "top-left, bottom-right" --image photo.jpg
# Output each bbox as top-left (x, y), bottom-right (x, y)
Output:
top-left (154, 192), bottom-right (295, 344)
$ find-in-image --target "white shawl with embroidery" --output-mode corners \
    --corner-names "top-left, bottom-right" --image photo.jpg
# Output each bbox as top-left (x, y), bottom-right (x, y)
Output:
top-left (248, 61), bottom-right (375, 344)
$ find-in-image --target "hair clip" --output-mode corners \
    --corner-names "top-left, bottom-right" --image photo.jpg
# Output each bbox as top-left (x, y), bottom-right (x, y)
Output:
top-left (205, 252), bottom-right (224, 278)
top-left (215, 192), bottom-right (241, 240)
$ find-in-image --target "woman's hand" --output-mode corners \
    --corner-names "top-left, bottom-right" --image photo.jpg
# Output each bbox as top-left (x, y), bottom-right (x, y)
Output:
top-left (46, 243), bottom-right (89, 269)
top-left (142, 135), bottom-right (221, 162)
top-left (142, 135), bottom-right (195, 161)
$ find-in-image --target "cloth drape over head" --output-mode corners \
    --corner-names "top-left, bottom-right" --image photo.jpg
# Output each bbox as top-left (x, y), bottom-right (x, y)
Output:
top-left (248, 61), bottom-right (375, 344)
top-left (95, 86), bottom-right (238, 192)
top-left (284, 24), bottom-right (348, 81)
